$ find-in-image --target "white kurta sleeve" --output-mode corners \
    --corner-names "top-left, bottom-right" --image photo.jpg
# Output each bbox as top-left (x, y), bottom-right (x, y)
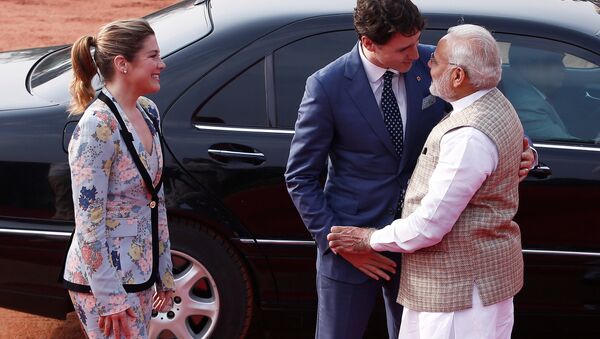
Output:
top-left (370, 126), bottom-right (498, 253)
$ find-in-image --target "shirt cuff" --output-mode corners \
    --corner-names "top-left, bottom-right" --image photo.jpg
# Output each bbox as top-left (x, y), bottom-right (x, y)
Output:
top-left (369, 219), bottom-right (421, 253)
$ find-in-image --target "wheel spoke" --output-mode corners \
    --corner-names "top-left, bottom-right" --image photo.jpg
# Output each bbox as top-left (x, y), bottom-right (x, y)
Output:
top-left (148, 321), bottom-right (168, 339)
top-left (149, 309), bottom-right (192, 339)
top-left (171, 323), bottom-right (195, 339)
top-left (175, 261), bottom-right (207, 292)
top-left (187, 298), bottom-right (218, 319)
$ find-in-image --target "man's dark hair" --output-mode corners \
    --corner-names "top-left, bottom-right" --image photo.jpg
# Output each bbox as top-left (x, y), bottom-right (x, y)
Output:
top-left (354, 0), bottom-right (425, 45)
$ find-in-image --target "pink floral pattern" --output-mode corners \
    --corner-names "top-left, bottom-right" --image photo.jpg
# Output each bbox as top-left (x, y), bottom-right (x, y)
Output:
top-left (63, 89), bottom-right (174, 326)
top-left (69, 288), bottom-right (153, 339)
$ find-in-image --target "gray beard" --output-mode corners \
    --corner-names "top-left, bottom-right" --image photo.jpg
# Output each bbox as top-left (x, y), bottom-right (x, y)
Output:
top-left (429, 68), bottom-right (454, 101)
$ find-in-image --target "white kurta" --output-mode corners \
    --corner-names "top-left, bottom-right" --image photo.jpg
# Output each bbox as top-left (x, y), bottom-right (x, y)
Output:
top-left (398, 285), bottom-right (514, 339)
top-left (369, 89), bottom-right (514, 339)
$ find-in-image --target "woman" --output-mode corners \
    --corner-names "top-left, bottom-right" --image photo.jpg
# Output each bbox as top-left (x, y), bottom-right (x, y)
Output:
top-left (62, 18), bottom-right (174, 338)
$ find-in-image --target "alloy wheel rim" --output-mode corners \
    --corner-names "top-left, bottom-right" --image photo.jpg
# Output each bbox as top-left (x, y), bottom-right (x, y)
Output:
top-left (149, 250), bottom-right (220, 339)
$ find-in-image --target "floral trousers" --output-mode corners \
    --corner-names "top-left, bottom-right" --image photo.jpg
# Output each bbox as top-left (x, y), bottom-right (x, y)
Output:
top-left (69, 288), bottom-right (153, 339)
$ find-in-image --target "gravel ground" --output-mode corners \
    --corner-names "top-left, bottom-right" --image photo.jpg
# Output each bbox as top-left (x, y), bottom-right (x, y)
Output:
top-left (0, 309), bottom-right (82, 339)
top-left (0, 0), bottom-right (178, 52)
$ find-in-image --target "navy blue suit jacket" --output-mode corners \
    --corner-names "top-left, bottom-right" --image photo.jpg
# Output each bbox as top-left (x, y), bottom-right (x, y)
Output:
top-left (285, 43), bottom-right (445, 283)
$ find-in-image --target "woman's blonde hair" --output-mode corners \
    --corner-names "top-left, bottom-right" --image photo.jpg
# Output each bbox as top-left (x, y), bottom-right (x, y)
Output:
top-left (69, 18), bottom-right (155, 114)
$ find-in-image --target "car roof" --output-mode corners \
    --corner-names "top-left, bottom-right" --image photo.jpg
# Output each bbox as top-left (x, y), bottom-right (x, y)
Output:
top-left (415, 0), bottom-right (600, 39)
top-left (215, 0), bottom-right (600, 39)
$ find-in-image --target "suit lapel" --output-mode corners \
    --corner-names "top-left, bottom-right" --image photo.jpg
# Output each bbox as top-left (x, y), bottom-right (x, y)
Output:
top-left (345, 44), bottom-right (398, 158)
top-left (153, 130), bottom-right (163, 186)
top-left (114, 95), bottom-right (164, 187)
top-left (402, 63), bottom-right (432, 160)
top-left (107, 93), bottom-right (146, 160)
top-left (137, 99), bottom-right (163, 186)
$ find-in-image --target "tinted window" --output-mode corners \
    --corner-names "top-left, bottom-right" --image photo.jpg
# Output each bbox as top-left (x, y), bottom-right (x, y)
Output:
top-left (195, 60), bottom-right (267, 127)
top-left (274, 31), bottom-right (357, 129)
top-left (498, 38), bottom-right (600, 144)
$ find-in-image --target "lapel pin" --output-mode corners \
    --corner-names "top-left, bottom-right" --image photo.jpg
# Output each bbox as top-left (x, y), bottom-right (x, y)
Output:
top-left (416, 76), bottom-right (421, 82)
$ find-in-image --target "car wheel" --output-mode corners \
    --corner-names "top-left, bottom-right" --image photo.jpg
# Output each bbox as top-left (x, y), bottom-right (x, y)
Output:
top-left (149, 220), bottom-right (254, 338)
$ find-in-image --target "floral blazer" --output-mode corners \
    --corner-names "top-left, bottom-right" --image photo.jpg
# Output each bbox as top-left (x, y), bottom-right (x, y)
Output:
top-left (63, 88), bottom-right (174, 316)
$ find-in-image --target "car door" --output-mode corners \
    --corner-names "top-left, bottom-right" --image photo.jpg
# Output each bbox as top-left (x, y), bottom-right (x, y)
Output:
top-left (163, 14), bottom-right (359, 303)
top-left (494, 33), bottom-right (600, 333)
top-left (0, 101), bottom-right (75, 317)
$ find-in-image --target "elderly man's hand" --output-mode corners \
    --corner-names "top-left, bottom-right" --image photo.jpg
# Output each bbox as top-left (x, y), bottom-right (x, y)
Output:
top-left (339, 251), bottom-right (396, 280)
top-left (327, 226), bottom-right (396, 280)
top-left (327, 226), bottom-right (376, 255)
top-left (519, 138), bottom-right (535, 182)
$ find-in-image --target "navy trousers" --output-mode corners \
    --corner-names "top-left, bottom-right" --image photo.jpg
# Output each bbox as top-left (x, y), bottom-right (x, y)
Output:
top-left (315, 265), bottom-right (403, 339)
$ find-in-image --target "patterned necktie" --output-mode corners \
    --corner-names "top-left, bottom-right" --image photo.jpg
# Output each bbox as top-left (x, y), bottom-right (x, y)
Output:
top-left (381, 71), bottom-right (404, 156)
top-left (382, 71), bottom-right (406, 217)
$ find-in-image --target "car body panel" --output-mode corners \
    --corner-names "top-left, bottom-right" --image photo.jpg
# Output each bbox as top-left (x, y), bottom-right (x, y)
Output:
top-left (0, 47), bottom-right (61, 110)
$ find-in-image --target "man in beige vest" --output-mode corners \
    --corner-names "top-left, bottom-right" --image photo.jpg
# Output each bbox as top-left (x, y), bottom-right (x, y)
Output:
top-left (327, 24), bottom-right (524, 339)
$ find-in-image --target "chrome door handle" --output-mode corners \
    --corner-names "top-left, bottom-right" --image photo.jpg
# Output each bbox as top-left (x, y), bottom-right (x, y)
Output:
top-left (585, 91), bottom-right (600, 101)
top-left (529, 163), bottom-right (552, 179)
top-left (207, 149), bottom-right (265, 160)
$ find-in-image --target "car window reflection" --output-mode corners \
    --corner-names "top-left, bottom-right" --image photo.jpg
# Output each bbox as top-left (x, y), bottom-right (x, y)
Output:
top-left (499, 42), bottom-right (600, 144)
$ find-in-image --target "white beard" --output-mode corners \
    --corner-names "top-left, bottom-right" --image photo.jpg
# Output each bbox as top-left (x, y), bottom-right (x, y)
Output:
top-left (429, 67), bottom-right (454, 101)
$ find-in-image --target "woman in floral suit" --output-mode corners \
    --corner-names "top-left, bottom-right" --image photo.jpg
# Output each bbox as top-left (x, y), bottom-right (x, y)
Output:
top-left (62, 19), bottom-right (174, 338)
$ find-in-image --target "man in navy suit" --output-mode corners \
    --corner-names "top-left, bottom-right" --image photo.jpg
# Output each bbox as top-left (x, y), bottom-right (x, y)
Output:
top-left (285, 1), bottom-right (442, 338)
top-left (285, 1), bottom-right (532, 338)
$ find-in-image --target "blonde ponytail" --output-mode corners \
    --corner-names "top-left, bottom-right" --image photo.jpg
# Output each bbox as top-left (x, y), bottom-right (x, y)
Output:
top-left (69, 35), bottom-right (97, 115)
top-left (67, 19), bottom-right (155, 115)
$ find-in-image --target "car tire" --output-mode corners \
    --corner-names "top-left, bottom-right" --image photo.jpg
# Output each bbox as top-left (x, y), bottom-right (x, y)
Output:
top-left (149, 219), bottom-right (254, 339)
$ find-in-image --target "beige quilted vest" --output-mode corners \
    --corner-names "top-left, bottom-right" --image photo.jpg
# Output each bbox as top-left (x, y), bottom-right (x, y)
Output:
top-left (398, 88), bottom-right (524, 312)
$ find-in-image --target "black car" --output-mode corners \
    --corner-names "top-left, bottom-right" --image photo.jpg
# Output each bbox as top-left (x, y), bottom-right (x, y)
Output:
top-left (0, 0), bottom-right (599, 338)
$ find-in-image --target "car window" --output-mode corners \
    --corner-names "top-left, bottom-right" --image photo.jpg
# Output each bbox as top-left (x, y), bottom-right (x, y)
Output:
top-left (272, 29), bottom-right (446, 130)
top-left (194, 60), bottom-right (267, 127)
top-left (273, 30), bottom-right (357, 129)
top-left (498, 38), bottom-right (600, 144)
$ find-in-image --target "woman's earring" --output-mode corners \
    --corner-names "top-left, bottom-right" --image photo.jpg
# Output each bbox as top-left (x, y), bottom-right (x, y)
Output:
top-left (122, 69), bottom-right (127, 74)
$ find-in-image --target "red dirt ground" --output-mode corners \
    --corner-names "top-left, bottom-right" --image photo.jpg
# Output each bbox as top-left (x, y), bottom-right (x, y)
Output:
top-left (0, 2), bottom-right (178, 337)
top-left (0, 0), bottom-right (178, 52)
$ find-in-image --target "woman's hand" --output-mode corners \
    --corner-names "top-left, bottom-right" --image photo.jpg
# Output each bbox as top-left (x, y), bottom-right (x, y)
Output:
top-left (153, 290), bottom-right (175, 313)
top-left (98, 307), bottom-right (137, 338)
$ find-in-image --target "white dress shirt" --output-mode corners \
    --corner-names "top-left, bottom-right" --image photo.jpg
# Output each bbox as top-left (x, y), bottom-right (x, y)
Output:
top-left (359, 43), bottom-right (407, 136)
top-left (370, 89), bottom-right (499, 253)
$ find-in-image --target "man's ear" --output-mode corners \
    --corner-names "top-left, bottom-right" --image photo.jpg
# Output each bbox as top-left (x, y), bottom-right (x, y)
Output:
top-left (361, 36), bottom-right (376, 52)
top-left (452, 67), bottom-right (468, 88)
